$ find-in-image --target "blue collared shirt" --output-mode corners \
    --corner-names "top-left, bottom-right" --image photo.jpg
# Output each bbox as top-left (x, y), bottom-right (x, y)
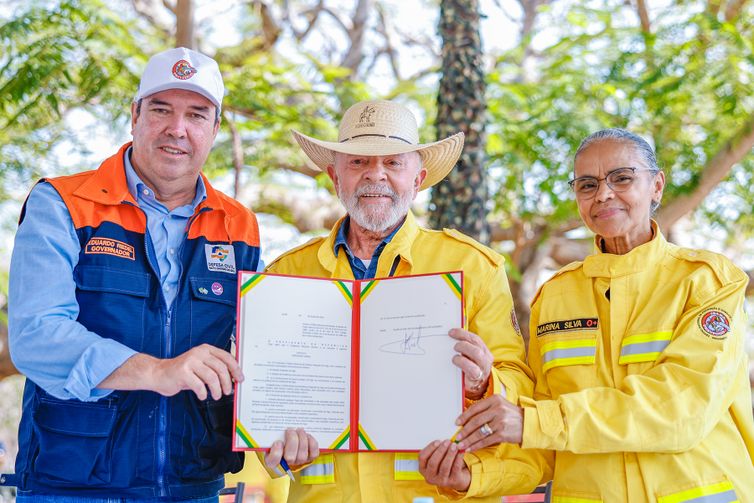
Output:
top-left (8, 150), bottom-right (221, 401)
top-left (124, 148), bottom-right (206, 307)
top-left (333, 217), bottom-right (403, 280)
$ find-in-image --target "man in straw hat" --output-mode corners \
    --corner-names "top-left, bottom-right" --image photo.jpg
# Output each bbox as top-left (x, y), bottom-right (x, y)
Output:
top-left (260, 100), bottom-right (546, 501)
top-left (5, 48), bottom-right (260, 500)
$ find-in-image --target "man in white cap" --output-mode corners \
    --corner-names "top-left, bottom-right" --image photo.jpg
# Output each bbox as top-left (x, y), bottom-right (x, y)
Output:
top-left (5, 47), bottom-right (261, 500)
top-left (260, 100), bottom-right (547, 501)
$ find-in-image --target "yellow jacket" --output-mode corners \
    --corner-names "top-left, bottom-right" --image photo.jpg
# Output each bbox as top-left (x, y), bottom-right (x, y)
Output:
top-left (523, 225), bottom-right (754, 502)
top-left (261, 212), bottom-right (546, 502)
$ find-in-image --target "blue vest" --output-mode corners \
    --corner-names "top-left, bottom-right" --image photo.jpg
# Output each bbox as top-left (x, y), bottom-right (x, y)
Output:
top-left (13, 144), bottom-right (261, 498)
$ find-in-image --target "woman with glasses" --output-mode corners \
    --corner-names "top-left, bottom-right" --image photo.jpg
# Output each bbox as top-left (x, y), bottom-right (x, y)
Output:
top-left (448, 128), bottom-right (754, 501)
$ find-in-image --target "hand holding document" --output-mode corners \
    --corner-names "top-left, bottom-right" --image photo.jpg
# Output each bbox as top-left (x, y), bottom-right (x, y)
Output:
top-left (233, 271), bottom-right (464, 452)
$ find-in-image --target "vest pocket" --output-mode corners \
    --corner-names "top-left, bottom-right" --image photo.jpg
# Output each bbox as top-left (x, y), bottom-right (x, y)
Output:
top-left (206, 395), bottom-right (242, 473)
top-left (188, 277), bottom-right (237, 348)
top-left (74, 266), bottom-right (151, 297)
top-left (73, 266), bottom-right (150, 350)
top-left (182, 395), bottom-right (243, 478)
top-left (32, 396), bottom-right (117, 486)
top-left (189, 277), bottom-right (236, 307)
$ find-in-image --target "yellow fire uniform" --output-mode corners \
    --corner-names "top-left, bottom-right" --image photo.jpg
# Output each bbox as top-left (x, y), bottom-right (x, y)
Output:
top-left (260, 212), bottom-right (547, 502)
top-left (523, 224), bottom-right (754, 502)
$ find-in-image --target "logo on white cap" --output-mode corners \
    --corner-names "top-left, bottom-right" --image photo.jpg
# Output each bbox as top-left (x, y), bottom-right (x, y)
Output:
top-left (172, 60), bottom-right (197, 80)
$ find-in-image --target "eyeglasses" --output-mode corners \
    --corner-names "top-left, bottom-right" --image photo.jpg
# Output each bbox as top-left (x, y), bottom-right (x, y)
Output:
top-left (568, 167), bottom-right (658, 199)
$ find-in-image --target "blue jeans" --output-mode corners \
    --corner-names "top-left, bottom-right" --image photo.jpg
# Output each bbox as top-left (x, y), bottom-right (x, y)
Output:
top-left (16, 495), bottom-right (219, 503)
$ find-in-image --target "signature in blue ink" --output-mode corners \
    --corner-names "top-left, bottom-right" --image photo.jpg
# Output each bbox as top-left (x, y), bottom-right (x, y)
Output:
top-left (379, 328), bottom-right (446, 355)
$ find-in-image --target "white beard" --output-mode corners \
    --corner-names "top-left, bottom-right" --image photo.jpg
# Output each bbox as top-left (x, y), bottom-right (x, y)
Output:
top-left (338, 183), bottom-right (414, 233)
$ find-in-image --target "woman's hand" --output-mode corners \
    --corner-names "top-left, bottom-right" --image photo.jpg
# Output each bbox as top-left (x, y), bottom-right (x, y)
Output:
top-left (419, 439), bottom-right (471, 492)
top-left (455, 394), bottom-right (524, 451)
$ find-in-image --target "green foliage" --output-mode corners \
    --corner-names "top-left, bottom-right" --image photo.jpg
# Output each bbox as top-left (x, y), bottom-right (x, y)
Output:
top-left (2, 0), bottom-right (752, 247)
top-left (204, 49), bottom-right (342, 179)
top-left (486, 0), bottom-right (754, 238)
top-left (0, 0), bottom-right (414, 201)
top-left (0, 0), bottom-right (142, 189)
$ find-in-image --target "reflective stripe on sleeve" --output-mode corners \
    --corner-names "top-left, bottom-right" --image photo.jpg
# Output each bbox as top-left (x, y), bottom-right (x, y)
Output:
top-left (300, 454), bottom-right (335, 485)
top-left (541, 339), bottom-right (597, 372)
top-left (618, 331), bottom-right (672, 364)
top-left (657, 480), bottom-right (739, 503)
top-left (394, 453), bottom-right (424, 481)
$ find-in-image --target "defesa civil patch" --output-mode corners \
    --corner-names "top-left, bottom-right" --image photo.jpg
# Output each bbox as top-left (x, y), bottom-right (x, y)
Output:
top-left (697, 308), bottom-right (731, 339)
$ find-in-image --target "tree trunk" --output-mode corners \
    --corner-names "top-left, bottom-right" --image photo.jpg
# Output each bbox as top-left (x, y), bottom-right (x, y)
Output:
top-left (174, 0), bottom-right (195, 49)
top-left (340, 0), bottom-right (371, 75)
top-left (429, 0), bottom-right (489, 243)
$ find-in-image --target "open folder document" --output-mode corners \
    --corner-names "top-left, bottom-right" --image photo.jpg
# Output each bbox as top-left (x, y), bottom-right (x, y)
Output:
top-left (233, 271), bottom-right (464, 452)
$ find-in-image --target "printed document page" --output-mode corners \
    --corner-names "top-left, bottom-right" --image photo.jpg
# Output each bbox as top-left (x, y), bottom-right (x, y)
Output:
top-left (235, 273), bottom-right (353, 450)
top-left (357, 273), bottom-right (463, 450)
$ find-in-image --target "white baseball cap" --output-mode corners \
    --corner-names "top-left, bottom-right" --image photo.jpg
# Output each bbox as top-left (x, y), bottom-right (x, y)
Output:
top-left (134, 47), bottom-right (224, 110)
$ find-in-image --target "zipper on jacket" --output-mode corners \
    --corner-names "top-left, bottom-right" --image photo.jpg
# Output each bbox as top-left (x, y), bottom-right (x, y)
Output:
top-left (157, 307), bottom-right (172, 497)
top-left (157, 205), bottom-right (211, 495)
top-left (128, 200), bottom-right (171, 497)
top-left (154, 226), bottom-right (179, 498)
top-left (132, 202), bottom-right (220, 496)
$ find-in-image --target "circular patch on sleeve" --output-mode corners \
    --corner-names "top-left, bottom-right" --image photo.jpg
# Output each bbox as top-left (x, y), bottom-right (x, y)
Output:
top-left (697, 308), bottom-right (731, 339)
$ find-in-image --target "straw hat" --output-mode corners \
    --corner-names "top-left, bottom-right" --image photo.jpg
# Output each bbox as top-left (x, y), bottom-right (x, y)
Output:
top-left (291, 100), bottom-right (464, 190)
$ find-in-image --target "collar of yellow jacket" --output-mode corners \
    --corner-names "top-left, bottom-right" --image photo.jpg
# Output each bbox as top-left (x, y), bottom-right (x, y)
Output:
top-left (316, 210), bottom-right (421, 274)
top-left (582, 220), bottom-right (667, 278)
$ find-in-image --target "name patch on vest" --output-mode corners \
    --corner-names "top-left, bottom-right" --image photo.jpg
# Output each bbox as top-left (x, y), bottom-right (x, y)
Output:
top-left (85, 237), bottom-right (135, 260)
top-left (537, 318), bottom-right (599, 337)
top-left (205, 244), bottom-right (236, 274)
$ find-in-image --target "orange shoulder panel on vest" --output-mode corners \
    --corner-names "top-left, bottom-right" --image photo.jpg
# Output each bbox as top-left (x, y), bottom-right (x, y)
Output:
top-left (46, 172), bottom-right (146, 234)
top-left (187, 192), bottom-right (260, 246)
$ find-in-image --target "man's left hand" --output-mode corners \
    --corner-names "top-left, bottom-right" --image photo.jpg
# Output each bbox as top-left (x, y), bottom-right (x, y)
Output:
top-left (419, 439), bottom-right (471, 492)
top-left (449, 328), bottom-right (493, 399)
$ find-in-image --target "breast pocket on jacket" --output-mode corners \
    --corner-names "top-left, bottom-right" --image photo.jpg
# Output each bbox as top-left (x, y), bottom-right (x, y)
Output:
top-left (538, 332), bottom-right (599, 395)
top-left (74, 265), bottom-right (150, 349)
top-left (188, 276), bottom-right (237, 347)
top-left (179, 394), bottom-right (243, 479)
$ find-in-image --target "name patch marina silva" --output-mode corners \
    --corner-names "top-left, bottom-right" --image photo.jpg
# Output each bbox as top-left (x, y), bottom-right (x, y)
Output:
top-left (537, 318), bottom-right (599, 337)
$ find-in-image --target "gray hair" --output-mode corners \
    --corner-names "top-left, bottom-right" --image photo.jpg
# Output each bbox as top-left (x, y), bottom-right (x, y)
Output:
top-left (575, 128), bottom-right (662, 214)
